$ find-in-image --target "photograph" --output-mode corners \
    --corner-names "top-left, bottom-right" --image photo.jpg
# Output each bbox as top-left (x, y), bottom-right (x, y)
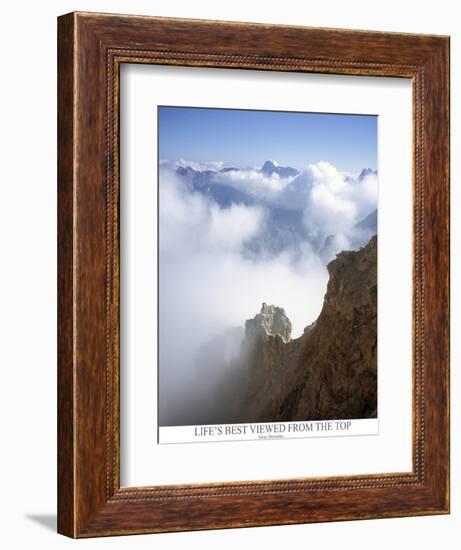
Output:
top-left (158, 106), bottom-right (378, 435)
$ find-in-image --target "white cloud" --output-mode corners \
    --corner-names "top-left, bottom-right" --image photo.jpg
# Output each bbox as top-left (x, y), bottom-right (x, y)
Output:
top-left (213, 168), bottom-right (295, 199)
top-left (303, 162), bottom-right (360, 237)
top-left (271, 161), bottom-right (378, 245)
top-left (207, 203), bottom-right (264, 249)
top-left (159, 168), bottom-right (264, 255)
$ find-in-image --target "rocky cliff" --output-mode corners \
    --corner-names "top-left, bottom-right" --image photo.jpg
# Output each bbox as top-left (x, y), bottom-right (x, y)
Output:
top-left (233, 235), bottom-right (377, 422)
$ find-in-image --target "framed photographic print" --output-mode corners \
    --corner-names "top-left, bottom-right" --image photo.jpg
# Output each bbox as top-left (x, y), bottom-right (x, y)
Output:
top-left (57, 12), bottom-right (450, 537)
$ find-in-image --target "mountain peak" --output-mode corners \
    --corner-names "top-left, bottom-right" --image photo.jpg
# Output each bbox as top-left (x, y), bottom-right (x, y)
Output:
top-left (358, 168), bottom-right (378, 181)
top-left (261, 160), bottom-right (299, 178)
top-left (262, 159), bottom-right (278, 169)
top-left (245, 302), bottom-right (292, 343)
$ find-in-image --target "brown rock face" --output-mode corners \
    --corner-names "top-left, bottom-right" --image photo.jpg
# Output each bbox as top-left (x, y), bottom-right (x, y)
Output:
top-left (235, 235), bottom-right (377, 422)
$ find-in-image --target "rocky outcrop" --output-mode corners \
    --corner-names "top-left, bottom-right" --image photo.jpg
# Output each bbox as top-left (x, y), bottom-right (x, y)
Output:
top-left (245, 303), bottom-right (292, 344)
top-left (234, 235), bottom-right (377, 422)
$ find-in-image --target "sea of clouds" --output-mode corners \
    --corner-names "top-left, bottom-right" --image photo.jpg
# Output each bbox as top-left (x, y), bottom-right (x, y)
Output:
top-left (158, 161), bottom-right (377, 423)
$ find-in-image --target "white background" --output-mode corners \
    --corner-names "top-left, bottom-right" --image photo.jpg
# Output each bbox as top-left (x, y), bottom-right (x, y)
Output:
top-left (121, 65), bottom-right (412, 486)
top-left (0, 0), bottom-right (457, 548)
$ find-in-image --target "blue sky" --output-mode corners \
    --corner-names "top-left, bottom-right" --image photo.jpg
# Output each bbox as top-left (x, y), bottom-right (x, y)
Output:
top-left (158, 106), bottom-right (377, 174)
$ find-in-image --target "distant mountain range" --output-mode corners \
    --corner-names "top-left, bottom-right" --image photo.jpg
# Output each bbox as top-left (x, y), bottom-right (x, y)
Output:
top-left (169, 160), bottom-right (377, 261)
top-left (176, 164), bottom-right (256, 207)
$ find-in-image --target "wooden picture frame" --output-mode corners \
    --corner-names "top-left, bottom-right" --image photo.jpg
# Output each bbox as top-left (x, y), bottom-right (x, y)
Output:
top-left (57, 12), bottom-right (450, 538)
